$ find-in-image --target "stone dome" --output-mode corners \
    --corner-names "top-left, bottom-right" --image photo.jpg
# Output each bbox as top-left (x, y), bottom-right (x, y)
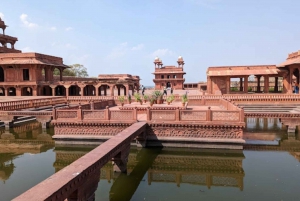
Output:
top-left (178, 56), bottom-right (183, 60)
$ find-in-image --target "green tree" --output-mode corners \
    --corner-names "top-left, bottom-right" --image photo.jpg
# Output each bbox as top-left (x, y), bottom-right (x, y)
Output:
top-left (68, 64), bottom-right (89, 77)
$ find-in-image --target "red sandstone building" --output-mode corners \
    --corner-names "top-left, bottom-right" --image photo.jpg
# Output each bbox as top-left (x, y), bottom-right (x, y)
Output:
top-left (206, 51), bottom-right (300, 94)
top-left (153, 56), bottom-right (186, 90)
top-left (0, 18), bottom-right (140, 97)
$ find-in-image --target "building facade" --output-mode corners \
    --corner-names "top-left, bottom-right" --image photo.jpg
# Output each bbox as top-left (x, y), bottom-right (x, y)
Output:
top-left (153, 56), bottom-right (186, 90)
top-left (0, 18), bottom-right (140, 97)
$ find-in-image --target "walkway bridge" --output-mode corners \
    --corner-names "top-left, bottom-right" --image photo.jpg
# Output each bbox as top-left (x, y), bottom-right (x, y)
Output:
top-left (13, 122), bottom-right (147, 201)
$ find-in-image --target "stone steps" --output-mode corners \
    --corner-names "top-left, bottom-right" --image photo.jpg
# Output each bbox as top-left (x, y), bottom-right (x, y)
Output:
top-left (239, 103), bottom-right (300, 114)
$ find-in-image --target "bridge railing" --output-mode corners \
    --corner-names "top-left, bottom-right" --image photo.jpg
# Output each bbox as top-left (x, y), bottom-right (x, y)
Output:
top-left (146, 107), bottom-right (244, 122)
top-left (0, 97), bottom-right (67, 111)
top-left (12, 122), bottom-right (147, 201)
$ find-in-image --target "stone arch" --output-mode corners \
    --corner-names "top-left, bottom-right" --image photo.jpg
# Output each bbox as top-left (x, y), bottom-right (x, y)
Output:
top-left (53, 67), bottom-right (62, 81)
top-left (115, 84), bottom-right (126, 96)
top-left (6, 43), bottom-right (12, 49)
top-left (98, 85), bottom-right (110, 96)
top-left (55, 85), bottom-right (66, 96)
top-left (0, 87), bottom-right (5, 96)
top-left (166, 82), bottom-right (171, 88)
top-left (40, 86), bottom-right (52, 96)
top-left (8, 87), bottom-right (16, 96)
top-left (69, 85), bottom-right (80, 96)
top-left (0, 66), bottom-right (4, 82)
top-left (83, 85), bottom-right (95, 96)
top-left (21, 87), bottom-right (33, 96)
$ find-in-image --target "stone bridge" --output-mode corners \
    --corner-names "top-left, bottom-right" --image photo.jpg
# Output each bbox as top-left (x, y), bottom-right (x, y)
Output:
top-left (13, 122), bottom-right (147, 201)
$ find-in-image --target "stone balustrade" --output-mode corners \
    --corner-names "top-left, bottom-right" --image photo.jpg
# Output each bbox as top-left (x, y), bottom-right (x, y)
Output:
top-left (54, 106), bottom-right (137, 122)
top-left (147, 107), bottom-right (243, 122)
top-left (0, 97), bottom-right (67, 111)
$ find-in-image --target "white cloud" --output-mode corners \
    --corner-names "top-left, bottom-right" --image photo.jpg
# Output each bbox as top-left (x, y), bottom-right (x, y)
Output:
top-left (21, 47), bottom-right (34, 52)
top-left (106, 42), bottom-right (128, 59)
top-left (50, 26), bottom-right (57, 31)
top-left (65, 27), bottom-right (73, 31)
top-left (131, 43), bottom-right (144, 51)
top-left (150, 48), bottom-right (175, 58)
top-left (0, 12), bottom-right (4, 20)
top-left (20, 14), bottom-right (38, 28)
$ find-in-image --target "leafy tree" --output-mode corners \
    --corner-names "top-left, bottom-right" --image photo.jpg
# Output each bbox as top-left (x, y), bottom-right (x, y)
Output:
top-left (52, 64), bottom-right (89, 77)
top-left (68, 64), bottom-right (89, 77)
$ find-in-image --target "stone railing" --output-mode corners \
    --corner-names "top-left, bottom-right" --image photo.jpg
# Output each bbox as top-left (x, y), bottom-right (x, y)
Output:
top-left (146, 107), bottom-right (243, 122)
top-left (53, 106), bottom-right (137, 122)
top-left (0, 97), bottom-right (67, 111)
top-left (0, 111), bottom-right (53, 117)
top-left (13, 122), bottom-right (147, 201)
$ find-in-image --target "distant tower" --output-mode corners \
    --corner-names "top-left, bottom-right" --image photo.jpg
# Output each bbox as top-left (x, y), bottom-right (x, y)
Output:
top-left (154, 56), bottom-right (163, 68)
top-left (0, 17), bottom-right (21, 53)
top-left (177, 56), bottom-right (185, 68)
top-left (152, 56), bottom-right (186, 90)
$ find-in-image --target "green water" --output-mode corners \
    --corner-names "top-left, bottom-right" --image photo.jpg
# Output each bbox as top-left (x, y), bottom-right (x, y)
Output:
top-left (0, 119), bottom-right (300, 201)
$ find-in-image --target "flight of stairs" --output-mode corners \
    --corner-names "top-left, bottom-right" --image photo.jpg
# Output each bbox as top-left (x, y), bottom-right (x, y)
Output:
top-left (238, 104), bottom-right (300, 114)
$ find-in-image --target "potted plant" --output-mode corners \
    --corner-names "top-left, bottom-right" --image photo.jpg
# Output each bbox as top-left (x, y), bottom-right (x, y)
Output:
top-left (128, 94), bottom-right (132, 104)
top-left (143, 94), bottom-right (148, 103)
top-left (118, 95), bottom-right (125, 106)
top-left (166, 96), bottom-right (173, 105)
top-left (150, 97), bottom-right (155, 107)
top-left (170, 94), bottom-right (175, 102)
top-left (134, 93), bottom-right (142, 105)
top-left (181, 94), bottom-right (188, 106)
top-left (153, 90), bottom-right (163, 104)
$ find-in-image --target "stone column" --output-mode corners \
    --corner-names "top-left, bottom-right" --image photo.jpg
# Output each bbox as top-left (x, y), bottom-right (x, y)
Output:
top-left (32, 86), bottom-right (37, 96)
top-left (16, 86), bottom-right (21, 96)
top-left (226, 77), bottom-right (230, 94)
top-left (256, 75), bottom-right (261, 93)
top-left (264, 75), bottom-right (269, 93)
top-left (80, 86), bottom-right (85, 96)
top-left (50, 85), bottom-right (56, 96)
top-left (65, 85), bottom-right (70, 97)
top-left (244, 76), bottom-right (248, 93)
top-left (274, 77), bottom-right (279, 92)
top-left (95, 85), bottom-right (99, 96)
top-left (125, 85), bottom-right (129, 96)
top-left (4, 87), bottom-right (8, 96)
top-left (59, 69), bottom-right (63, 81)
top-left (239, 78), bottom-right (243, 91)
top-left (112, 144), bottom-right (130, 173)
top-left (110, 85), bottom-right (114, 96)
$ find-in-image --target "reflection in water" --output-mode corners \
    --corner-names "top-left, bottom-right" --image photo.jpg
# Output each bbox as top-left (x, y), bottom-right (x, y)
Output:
top-left (53, 147), bottom-right (245, 201)
top-left (1, 119), bottom-right (300, 200)
top-left (0, 121), bottom-right (54, 183)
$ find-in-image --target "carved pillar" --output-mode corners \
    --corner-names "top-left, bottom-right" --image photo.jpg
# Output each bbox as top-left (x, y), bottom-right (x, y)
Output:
top-left (95, 85), bottom-right (99, 96)
top-left (32, 86), bottom-right (37, 96)
top-left (16, 86), bottom-right (21, 96)
top-left (274, 77), bottom-right (279, 92)
top-left (80, 86), bottom-right (85, 96)
top-left (59, 68), bottom-right (63, 81)
top-left (289, 68), bottom-right (293, 93)
top-left (256, 75), bottom-right (261, 93)
top-left (65, 85), bottom-right (70, 97)
top-left (226, 76), bottom-right (230, 94)
top-left (110, 85), bottom-right (114, 96)
top-left (244, 76), bottom-right (248, 93)
top-left (125, 85), bottom-right (129, 96)
top-left (5, 87), bottom-right (8, 96)
top-left (239, 78), bottom-right (243, 91)
top-left (50, 85), bottom-right (56, 96)
top-left (264, 75), bottom-right (269, 93)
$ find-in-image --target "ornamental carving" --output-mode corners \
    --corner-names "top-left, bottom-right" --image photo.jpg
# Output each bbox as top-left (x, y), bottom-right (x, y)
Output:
top-left (83, 111), bottom-right (105, 119)
top-left (147, 127), bottom-right (242, 139)
top-left (56, 111), bottom-right (77, 119)
top-left (180, 111), bottom-right (206, 121)
top-left (212, 111), bottom-right (240, 121)
top-left (54, 125), bottom-right (127, 136)
top-left (110, 111), bottom-right (133, 120)
top-left (151, 111), bottom-right (175, 120)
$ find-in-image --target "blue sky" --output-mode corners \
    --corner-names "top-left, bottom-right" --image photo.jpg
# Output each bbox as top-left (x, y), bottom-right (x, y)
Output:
top-left (1, 0), bottom-right (300, 85)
